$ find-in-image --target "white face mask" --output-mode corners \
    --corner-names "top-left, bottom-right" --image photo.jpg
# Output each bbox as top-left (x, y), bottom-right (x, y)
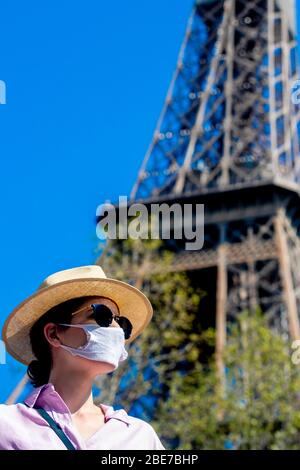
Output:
top-left (57, 323), bottom-right (128, 370)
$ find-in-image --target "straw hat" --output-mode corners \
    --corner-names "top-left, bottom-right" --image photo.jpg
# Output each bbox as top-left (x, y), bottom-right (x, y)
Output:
top-left (2, 265), bottom-right (153, 365)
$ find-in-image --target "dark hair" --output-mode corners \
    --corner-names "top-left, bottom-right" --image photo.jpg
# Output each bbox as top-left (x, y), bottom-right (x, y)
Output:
top-left (27, 296), bottom-right (96, 387)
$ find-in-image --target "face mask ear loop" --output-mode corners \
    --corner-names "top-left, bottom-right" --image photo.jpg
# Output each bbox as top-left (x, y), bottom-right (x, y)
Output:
top-left (57, 323), bottom-right (85, 328)
top-left (56, 323), bottom-right (92, 345)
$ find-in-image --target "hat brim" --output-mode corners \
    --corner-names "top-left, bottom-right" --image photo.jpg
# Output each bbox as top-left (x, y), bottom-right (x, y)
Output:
top-left (2, 277), bottom-right (153, 365)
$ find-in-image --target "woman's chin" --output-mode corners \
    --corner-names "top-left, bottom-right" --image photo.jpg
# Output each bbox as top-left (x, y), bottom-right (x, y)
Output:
top-left (75, 356), bottom-right (117, 374)
top-left (100, 362), bottom-right (116, 373)
top-left (92, 360), bottom-right (116, 374)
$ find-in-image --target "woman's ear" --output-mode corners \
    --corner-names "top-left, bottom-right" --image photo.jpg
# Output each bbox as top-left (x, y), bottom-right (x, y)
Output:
top-left (43, 323), bottom-right (61, 348)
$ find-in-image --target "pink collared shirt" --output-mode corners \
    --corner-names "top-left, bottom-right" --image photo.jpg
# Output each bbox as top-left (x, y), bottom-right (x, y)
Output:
top-left (0, 383), bottom-right (165, 450)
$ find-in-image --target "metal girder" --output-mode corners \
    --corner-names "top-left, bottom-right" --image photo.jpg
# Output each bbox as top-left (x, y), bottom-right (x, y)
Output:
top-left (131, 0), bottom-right (300, 200)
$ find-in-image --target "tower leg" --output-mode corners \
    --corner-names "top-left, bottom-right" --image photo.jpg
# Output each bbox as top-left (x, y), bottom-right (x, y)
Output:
top-left (275, 209), bottom-right (300, 339)
top-left (216, 225), bottom-right (227, 383)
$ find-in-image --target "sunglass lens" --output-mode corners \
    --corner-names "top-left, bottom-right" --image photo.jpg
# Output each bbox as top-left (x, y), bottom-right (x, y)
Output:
top-left (92, 304), bottom-right (113, 327)
top-left (117, 316), bottom-right (133, 340)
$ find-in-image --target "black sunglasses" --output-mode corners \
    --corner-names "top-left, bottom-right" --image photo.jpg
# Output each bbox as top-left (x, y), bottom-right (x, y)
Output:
top-left (90, 303), bottom-right (133, 340)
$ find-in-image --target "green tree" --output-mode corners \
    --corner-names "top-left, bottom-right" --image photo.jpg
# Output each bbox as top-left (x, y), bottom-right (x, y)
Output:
top-left (155, 310), bottom-right (300, 450)
top-left (95, 235), bottom-right (300, 449)
top-left (94, 237), bottom-right (207, 420)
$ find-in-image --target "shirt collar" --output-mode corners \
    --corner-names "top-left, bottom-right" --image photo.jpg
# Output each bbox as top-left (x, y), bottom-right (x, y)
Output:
top-left (99, 404), bottom-right (131, 425)
top-left (24, 382), bottom-right (131, 425)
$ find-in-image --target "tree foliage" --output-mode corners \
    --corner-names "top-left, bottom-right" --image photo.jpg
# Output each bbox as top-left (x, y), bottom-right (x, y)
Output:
top-left (95, 237), bottom-right (300, 449)
top-left (94, 237), bottom-right (206, 419)
top-left (155, 311), bottom-right (300, 450)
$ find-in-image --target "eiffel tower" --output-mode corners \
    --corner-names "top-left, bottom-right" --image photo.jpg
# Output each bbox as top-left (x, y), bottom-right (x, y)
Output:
top-left (5, 0), bottom-right (300, 403)
top-left (129, 0), bottom-right (300, 369)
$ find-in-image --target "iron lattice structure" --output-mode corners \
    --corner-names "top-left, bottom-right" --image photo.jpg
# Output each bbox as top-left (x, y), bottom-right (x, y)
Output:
top-left (7, 0), bottom-right (300, 404)
top-left (128, 0), bottom-right (300, 369)
top-left (132, 0), bottom-right (300, 199)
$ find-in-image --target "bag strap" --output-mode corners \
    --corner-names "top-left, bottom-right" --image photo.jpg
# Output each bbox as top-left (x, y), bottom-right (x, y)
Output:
top-left (24, 403), bottom-right (77, 450)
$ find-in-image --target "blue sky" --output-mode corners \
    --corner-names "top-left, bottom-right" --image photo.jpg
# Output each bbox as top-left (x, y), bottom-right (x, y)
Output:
top-left (0, 0), bottom-right (194, 402)
top-left (0, 1), bottom-right (299, 403)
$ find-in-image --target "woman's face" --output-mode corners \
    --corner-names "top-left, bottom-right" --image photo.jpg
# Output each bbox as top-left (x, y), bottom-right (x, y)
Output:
top-left (58, 296), bottom-right (121, 349)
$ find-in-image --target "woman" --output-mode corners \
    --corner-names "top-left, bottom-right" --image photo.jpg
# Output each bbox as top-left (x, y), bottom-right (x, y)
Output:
top-left (0, 265), bottom-right (165, 450)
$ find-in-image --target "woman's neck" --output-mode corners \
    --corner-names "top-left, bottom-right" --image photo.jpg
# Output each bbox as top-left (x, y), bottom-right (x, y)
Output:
top-left (48, 368), bottom-right (97, 415)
